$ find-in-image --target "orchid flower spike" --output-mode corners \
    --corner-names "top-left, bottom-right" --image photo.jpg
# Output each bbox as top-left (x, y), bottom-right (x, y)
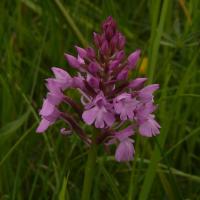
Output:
top-left (36, 16), bottom-right (160, 162)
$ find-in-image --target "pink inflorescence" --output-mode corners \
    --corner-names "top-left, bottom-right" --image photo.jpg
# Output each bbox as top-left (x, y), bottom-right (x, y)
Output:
top-left (36, 16), bottom-right (160, 162)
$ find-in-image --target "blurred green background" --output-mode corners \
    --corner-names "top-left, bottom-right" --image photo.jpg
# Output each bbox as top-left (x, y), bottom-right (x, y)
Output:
top-left (0, 0), bottom-right (200, 199)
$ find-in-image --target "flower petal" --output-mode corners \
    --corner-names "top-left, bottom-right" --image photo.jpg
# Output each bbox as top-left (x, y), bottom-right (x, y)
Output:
top-left (39, 99), bottom-right (55, 116)
top-left (115, 139), bottom-right (134, 162)
top-left (129, 78), bottom-right (147, 89)
top-left (51, 67), bottom-right (71, 80)
top-left (36, 118), bottom-right (51, 133)
top-left (117, 69), bottom-right (128, 80)
top-left (139, 84), bottom-right (159, 102)
top-left (115, 126), bottom-right (134, 141)
top-left (139, 115), bottom-right (161, 137)
top-left (82, 107), bottom-right (97, 125)
top-left (127, 49), bottom-right (141, 69)
top-left (103, 111), bottom-right (115, 127)
top-left (64, 54), bottom-right (80, 69)
top-left (75, 46), bottom-right (87, 58)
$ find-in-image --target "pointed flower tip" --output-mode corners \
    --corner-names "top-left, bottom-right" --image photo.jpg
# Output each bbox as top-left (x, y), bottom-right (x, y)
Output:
top-left (127, 49), bottom-right (141, 69)
top-left (36, 127), bottom-right (44, 133)
top-left (105, 16), bottom-right (115, 24)
top-left (129, 77), bottom-right (147, 89)
top-left (51, 67), bottom-right (71, 80)
top-left (75, 46), bottom-right (87, 58)
top-left (64, 53), bottom-right (80, 69)
top-left (146, 84), bottom-right (160, 92)
top-left (36, 119), bottom-right (51, 133)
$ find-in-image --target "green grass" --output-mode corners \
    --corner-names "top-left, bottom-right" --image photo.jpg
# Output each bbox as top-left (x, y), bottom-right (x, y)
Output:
top-left (0, 0), bottom-right (200, 199)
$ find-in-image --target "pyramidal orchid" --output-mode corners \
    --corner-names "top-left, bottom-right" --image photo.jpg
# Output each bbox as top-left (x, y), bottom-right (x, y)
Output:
top-left (36, 16), bottom-right (160, 162)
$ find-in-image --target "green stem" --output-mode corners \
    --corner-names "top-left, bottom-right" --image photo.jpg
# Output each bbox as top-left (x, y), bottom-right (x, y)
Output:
top-left (81, 143), bottom-right (97, 200)
top-left (148, 0), bottom-right (169, 83)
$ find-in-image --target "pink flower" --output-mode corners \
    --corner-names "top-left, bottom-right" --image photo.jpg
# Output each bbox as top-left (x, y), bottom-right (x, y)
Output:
top-left (107, 126), bottom-right (135, 162)
top-left (139, 114), bottom-right (160, 137)
top-left (82, 93), bottom-right (115, 128)
top-left (114, 93), bottom-right (138, 120)
top-left (36, 99), bottom-right (60, 133)
top-left (115, 139), bottom-right (135, 162)
top-left (138, 84), bottom-right (159, 102)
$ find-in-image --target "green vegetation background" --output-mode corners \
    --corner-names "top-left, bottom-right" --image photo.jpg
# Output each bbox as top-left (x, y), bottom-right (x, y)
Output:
top-left (0, 0), bottom-right (200, 199)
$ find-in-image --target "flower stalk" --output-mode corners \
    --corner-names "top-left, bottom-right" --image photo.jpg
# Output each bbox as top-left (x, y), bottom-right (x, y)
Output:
top-left (81, 138), bottom-right (97, 200)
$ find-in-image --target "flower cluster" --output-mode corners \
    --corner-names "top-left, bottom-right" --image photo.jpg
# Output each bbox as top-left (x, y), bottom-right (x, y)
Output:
top-left (36, 16), bottom-right (160, 162)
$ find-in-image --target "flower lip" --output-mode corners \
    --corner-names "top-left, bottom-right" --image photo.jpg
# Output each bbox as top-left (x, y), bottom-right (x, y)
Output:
top-left (115, 139), bottom-right (135, 162)
top-left (138, 114), bottom-right (161, 137)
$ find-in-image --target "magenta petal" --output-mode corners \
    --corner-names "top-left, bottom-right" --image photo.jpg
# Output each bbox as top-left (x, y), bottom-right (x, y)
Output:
top-left (77, 55), bottom-right (85, 65)
top-left (94, 107), bottom-right (106, 128)
top-left (139, 115), bottom-right (161, 137)
top-left (39, 99), bottom-right (55, 116)
top-left (100, 40), bottom-right (109, 55)
top-left (36, 118), bottom-right (51, 133)
top-left (75, 46), bottom-right (87, 58)
top-left (95, 116), bottom-right (105, 128)
top-left (88, 62), bottom-right (100, 74)
top-left (72, 76), bottom-right (85, 89)
top-left (46, 78), bottom-right (69, 91)
top-left (136, 103), bottom-right (156, 119)
top-left (109, 60), bottom-right (120, 70)
top-left (86, 47), bottom-right (96, 58)
top-left (115, 50), bottom-right (125, 61)
top-left (115, 126), bottom-right (134, 141)
top-left (43, 108), bottom-right (60, 122)
top-left (82, 107), bottom-right (97, 125)
top-left (46, 78), bottom-right (61, 93)
top-left (115, 93), bottom-right (131, 101)
top-left (114, 101), bottom-right (123, 114)
top-left (129, 78), bottom-right (147, 89)
top-left (140, 84), bottom-right (159, 93)
top-left (139, 84), bottom-right (159, 102)
top-left (115, 139), bottom-right (134, 162)
top-left (51, 67), bottom-right (71, 80)
top-left (47, 92), bottom-right (62, 105)
top-left (103, 112), bottom-right (115, 127)
top-left (87, 75), bottom-right (99, 89)
top-left (118, 33), bottom-right (126, 49)
top-left (93, 32), bottom-right (102, 47)
top-left (114, 93), bottom-right (138, 121)
top-left (117, 69), bottom-right (128, 80)
top-left (64, 54), bottom-right (80, 69)
top-left (127, 49), bottom-right (141, 69)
